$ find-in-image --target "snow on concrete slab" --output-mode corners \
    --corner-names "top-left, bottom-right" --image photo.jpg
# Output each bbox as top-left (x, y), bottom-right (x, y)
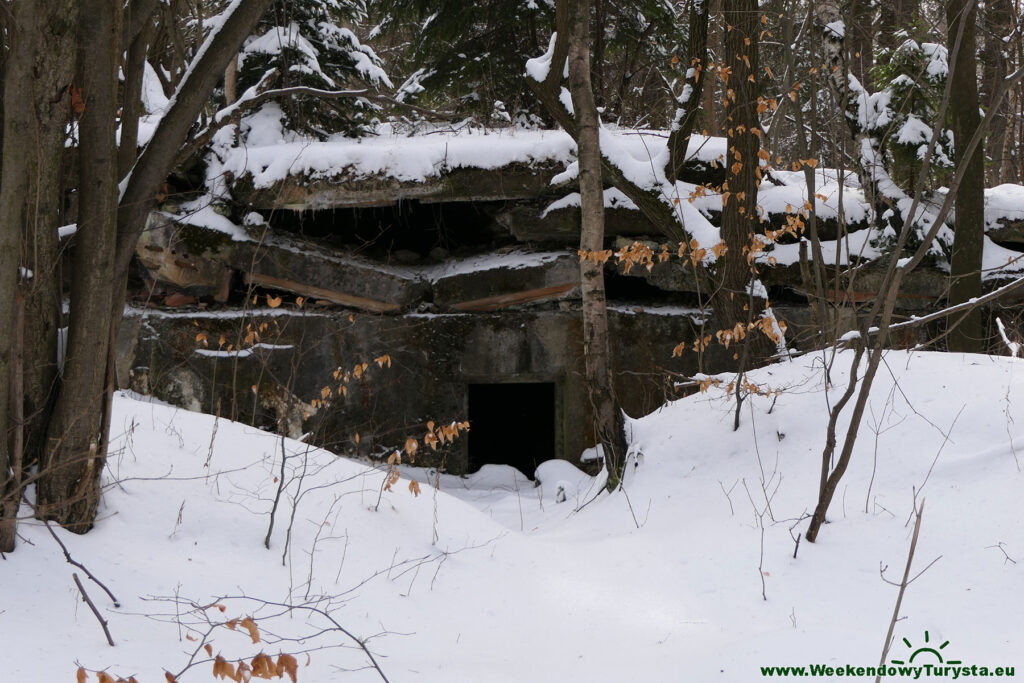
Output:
top-left (212, 124), bottom-right (728, 192)
top-left (985, 183), bottom-right (1024, 228)
top-left (421, 250), bottom-right (571, 283)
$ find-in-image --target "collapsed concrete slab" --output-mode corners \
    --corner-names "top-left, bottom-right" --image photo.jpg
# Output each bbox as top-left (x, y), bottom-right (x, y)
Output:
top-left (236, 162), bottom-right (572, 210)
top-left (429, 251), bottom-right (580, 311)
top-left (136, 212), bottom-right (234, 301)
top-left (138, 211), bottom-right (583, 314)
top-left (235, 234), bottom-right (429, 313)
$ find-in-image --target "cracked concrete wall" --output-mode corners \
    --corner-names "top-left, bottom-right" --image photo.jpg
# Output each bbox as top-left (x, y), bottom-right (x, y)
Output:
top-left (118, 306), bottom-right (717, 475)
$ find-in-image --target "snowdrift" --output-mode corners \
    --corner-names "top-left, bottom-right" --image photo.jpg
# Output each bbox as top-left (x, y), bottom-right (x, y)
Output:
top-left (4, 350), bottom-right (1023, 681)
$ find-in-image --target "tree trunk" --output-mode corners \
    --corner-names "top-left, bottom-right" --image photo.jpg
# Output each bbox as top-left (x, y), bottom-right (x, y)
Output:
top-left (718, 0), bottom-right (776, 366)
top-left (119, 10), bottom-right (159, 180)
top-left (701, 0), bottom-right (722, 136)
top-left (224, 55), bottom-right (239, 106)
top-left (845, 0), bottom-right (874, 89)
top-left (879, 0), bottom-right (919, 51)
top-left (0, 0), bottom-right (77, 551)
top-left (667, 0), bottom-right (709, 182)
top-left (37, 0), bottom-right (122, 531)
top-left (567, 0), bottom-right (627, 490)
top-left (946, 0), bottom-right (985, 353)
top-left (982, 0), bottom-right (1013, 185)
top-left (14, 0), bottom-right (76, 474)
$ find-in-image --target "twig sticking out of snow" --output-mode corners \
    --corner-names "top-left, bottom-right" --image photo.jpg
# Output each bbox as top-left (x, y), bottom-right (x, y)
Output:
top-left (44, 520), bottom-right (121, 607)
top-left (996, 317), bottom-right (1021, 357)
top-left (73, 573), bottom-right (115, 647)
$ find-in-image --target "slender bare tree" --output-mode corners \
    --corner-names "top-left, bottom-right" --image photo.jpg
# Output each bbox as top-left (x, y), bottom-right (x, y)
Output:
top-left (946, 0), bottom-right (985, 352)
top-left (566, 0), bottom-right (628, 488)
top-left (982, 0), bottom-right (1014, 184)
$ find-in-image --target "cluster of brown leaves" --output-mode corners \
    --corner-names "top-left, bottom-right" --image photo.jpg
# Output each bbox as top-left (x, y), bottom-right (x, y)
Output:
top-left (672, 312), bottom-right (785, 359)
top-left (697, 376), bottom-right (723, 392)
top-left (250, 293), bottom-right (299, 309)
top-left (76, 670), bottom-right (138, 683)
top-left (715, 315), bottom-right (786, 350)
top-left (755, 96), bottom-right (779, 116)
top-left (738, 377), bottom-right (780, 398)
top-left (790, 157), bottom-right (820, 171)
top-left (309, 354), bottom-right (392, 410)
top-left (577, 248), bottom-right (614, 265)
top-left (192, 318), bottom-right (278, 353)
top-left (755, 311), bottom-right (787, 345)
top-left (77, 614), bottom-right (306, 682)
top-left (685, 183), bottom-right (711, 203)
top-left (421, 419), bottom-right (470, 452)
top-left (672, 333), bottom-right (713, 358)
top-left (742, 234), bottom-right (771, 265)
top-left (683, 375), bottom-right (779, 398)
top-left (210, 652), bottom-right (297, 682)
top-left (383, 419), bottom-right (470, 496)
top-left (764, 212), bottom-right (805, 244)
top-left (715, 321), bottom-right (749, 349)
top-left (192, 292), bottom-right (320, 352)
top-left (614, 241), bottom-right (656, 274)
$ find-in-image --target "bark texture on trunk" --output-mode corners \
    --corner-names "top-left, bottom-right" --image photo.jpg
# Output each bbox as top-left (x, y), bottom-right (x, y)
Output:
top-left (0, 0), bottom-right (77, 551)
top-left (37, 0), bottom-right (122, 531)
top-left (667, 0), bottom-right (709, 181)
top-left (946, 0), bottom-right (985, 352)
top-left (119, 9), bottom-right (159, 180)
top-left (567, 0), bottom-right (627, 489)
top-left (718, 0), bottom-right (776, 366)
top-left (845, 0), bottom-right (874, 89)
top-left (981, 0), bottom-right (1013, 184)
top-left (879, 0), bottom-right (919, 51)
top-left (701, 0), bottom-right (722, 137)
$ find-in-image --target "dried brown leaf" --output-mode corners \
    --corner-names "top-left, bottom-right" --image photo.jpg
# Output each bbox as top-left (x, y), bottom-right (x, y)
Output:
top-left (251, 652), bottom-right (274, 677)
top-left (71, 85), bottom-right (86, 116)
top-left (278, 654), bottom-right (299, 682)
top-left (240, 617), bottom-right (260, 643)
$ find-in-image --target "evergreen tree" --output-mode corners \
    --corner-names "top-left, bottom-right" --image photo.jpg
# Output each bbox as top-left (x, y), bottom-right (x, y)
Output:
top-left (376, 0), bottom-right (685, 126)
top-left (869, 30), bottom-right (953, 192)
top-left (237, 0), bottom-right (391, 137)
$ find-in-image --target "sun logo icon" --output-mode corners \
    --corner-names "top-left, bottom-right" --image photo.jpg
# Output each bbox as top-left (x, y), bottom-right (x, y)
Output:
top-left (891, 631), bottom-right (962, 666)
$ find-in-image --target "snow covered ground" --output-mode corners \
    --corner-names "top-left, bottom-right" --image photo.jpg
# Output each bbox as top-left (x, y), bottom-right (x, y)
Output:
top-left (4, 349), bottom-right (1023, 681)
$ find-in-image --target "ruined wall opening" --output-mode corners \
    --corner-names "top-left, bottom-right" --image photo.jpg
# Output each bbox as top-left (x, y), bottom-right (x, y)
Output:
top-left (266, 200), bottom-right (513, 261)
top-left (604, 269), bottom-right (687, 304)
top-left (467, 382), bottom-right (556, 477)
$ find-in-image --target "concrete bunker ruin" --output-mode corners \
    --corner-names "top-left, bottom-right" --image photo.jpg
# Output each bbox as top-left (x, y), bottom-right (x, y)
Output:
top-left (121, 191), bottom-right (721, 474)
top-left (119, 132), bottom-right (1024, 475)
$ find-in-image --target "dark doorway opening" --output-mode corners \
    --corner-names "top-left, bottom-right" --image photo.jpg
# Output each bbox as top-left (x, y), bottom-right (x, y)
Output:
top-left (467, 382), bottom-right (556, 477)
